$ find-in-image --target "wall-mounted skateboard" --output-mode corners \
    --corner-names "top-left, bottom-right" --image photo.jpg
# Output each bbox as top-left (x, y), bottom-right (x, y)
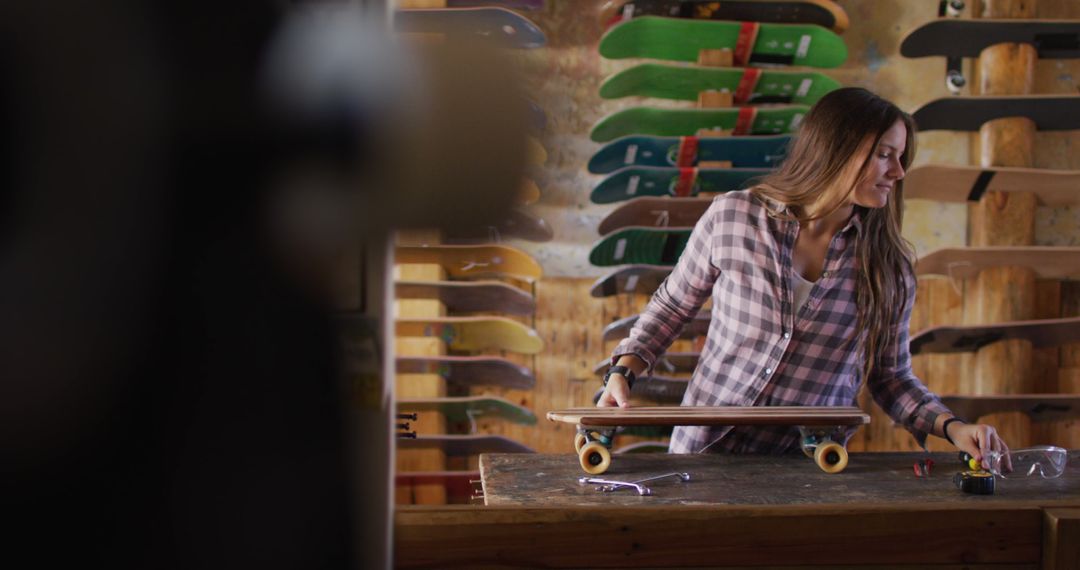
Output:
top-left (398, 434), bottom-right (535, 454)
top-left (396, 355), bottom-right (536, 389)
top-left (592, 167), bottom-right (768, 204)
top-left (589, 135), bottom-right (790, 174)
top-left (591, 105), bottom-right (808, 142)
top-left (396, 244), bottom-right (542, 282)
top-left (547, 406), bottom-right (870, 474)
top-left (940, 395), bottom-right (1080, 424)
top-left (904, 164), bottom-right (1080, 206)
top-left (600, 17), bottom-right (847, 67)
top-left (900, 19), bottom-right (1080, 93)
top-left (443, 208), bottom-right (554, 243)
top-left (395, 279), bottom-right (536, 315)
top-left (909, 316), bottom-right (1080, 355)
top-left (589, 226), bottom-right (692, 266)
top-left (589, 264), bottom-right (674, 297)
top-left (915, 246), bottom-right (1080, 280)
top-left (600, 64), bottom-right (841, 104)
top-left (603, 312), bottom-right (709, 341)
top-left (394, 8), bottom-right (546, 48)
top-left (396, 316), bottom-right (544, 354)
top-left (398, 395), bottom-right (537, 426)
top-left (599, 0), bottom-right (849, 33)
top-left (590, 375), bottom-right (688, 404)
top-left (912, 95), bottom-right (1080, 132)
top-left (599, 197), bottom-right (712, 234)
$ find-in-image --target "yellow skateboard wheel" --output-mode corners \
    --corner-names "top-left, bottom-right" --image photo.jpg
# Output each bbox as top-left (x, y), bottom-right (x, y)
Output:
top-left (574, 433), bottom-right (588, 453)
top-left (579, 441), bottom-right (612, 475)
top-left (814, 441), bottom-right (848, 474)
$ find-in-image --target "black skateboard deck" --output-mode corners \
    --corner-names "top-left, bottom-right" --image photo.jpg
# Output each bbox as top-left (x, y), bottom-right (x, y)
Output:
top-left (912, 95), bottom-right (1080, 132)
top-left (591, 375), bottom-right (689, 404)
top-left (444, 208), bottom-right (554, 243)
top-left (909, 316), bottom-right (1080, 355)
top-left (589, 264), bottom-right (674, 297)
top-left (395, 279), bottom-right (536, 315)
top-left (396, 355), bottom-right (535, 389)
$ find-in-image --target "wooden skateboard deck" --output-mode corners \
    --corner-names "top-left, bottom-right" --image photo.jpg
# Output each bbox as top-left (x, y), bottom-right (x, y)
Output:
top-left (904, 164), bottom-right (1080, 206)
top-left (912, 95), bottom-right (1080, 132)
top-left (398, 434), bottom-right (535, 454)
top-left (915, 247), bottom-right (1080, 280)
top-left (443, 207), bottom-right (554, 243)
top-left (909, 316), bottom-right (1080, 355)
top-left (589, 264), bottom-right (674, 297)
top-left (940, 395), bottom-right (1080, 424)
top-left (600, 0), bottom-right (849, 33)
top-left (398, 396), bottom-right (537, 425)
top-left (599, 17), bottom-right (847, 67)
top-left (396, 316), bottom-right (544, 354)
top-left (600, 63), bottom-right (840, 104)
top-left (394, 8), bottom-right (546, 49)
top-left (598, 197), bottom-right (712, 234)
top-left (395, 244), bottom-right (542, 283)
top-left (588, 134), bottom-right (791, 174)
top-left (603, 312), bottom-right (709, 341)
top-left (592, 167), bottom-right (769, 204)
top-left (394, 279), bottom-right (536, 315)
top-left (591, 105), bottom-right (808, 142)
top-left (593, 352), bottom-right (700, 375)
top-left (589, 226), bottom-right (692, 266)
top-left (396, 355), bottom-right (536, 389)
top-left (591, 375), bottom-right (688, 404)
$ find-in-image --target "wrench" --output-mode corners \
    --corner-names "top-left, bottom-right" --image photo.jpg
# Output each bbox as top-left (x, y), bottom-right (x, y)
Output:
top-left (577, 477), bottom-right (652, 496)
top-left (598, 472), bottom-right (690, 492)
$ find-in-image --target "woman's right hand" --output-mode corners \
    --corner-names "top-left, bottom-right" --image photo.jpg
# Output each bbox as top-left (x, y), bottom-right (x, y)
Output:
top-left (596, 374), bottom-right (632, 408)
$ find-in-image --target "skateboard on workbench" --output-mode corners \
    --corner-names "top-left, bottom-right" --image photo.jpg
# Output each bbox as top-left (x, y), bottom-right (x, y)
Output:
top-left (394, 7), bottom-right (546, 49)
top-left (589, 134), bottom-right (790, 174)
top-left (396, 244), bottom-right (542, 282)
top-left (601, 63), bottom-right (840, 104)
top-left (398, 395), bottom-right (537, 427)
top-left (592, 167), bottom-right (768, 204)
top-left (599, 0), bottom-right (849, 32)
top-left (915, 246), bottom-right (1080, 281)
top-left (909, 316), bottom-right (1080, 355)
top-left (396, 316), bottom-right (544, 354)
top-left (900, 19), bottom-right (1080, 92)
top-left (598, 197), bottom-right (712, 234)
top-left (395, 279), bottom-right (536, 315)
top-left (904, 164), bottom-right (1080, 206)
top-left (443, 207), bottom-right (554, 243)
top-left (547, 406), bottom-right (870, 474)
top-left (589, 226), bottom-right (692, 266)
top-left (939, 395), bottom-right (1080, 424)
top-left (591, 105), bottom-right (808, 142)
top-left (603, 312), bottom-right (710, 341)
top-left (396, 355), bottom-right (536, 389)
top-left (912, 95), bottom-right (1080, 132)
top-left (599, 17), bottom-right (847, 66)
top-left (589, 264), bottom-right (674, 297)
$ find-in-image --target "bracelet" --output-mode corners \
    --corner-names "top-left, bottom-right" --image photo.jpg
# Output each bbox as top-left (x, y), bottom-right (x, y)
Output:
top-left (604, 365), bottom-right (636, 390)
top-left (942, 417), bottom-right (965, 445)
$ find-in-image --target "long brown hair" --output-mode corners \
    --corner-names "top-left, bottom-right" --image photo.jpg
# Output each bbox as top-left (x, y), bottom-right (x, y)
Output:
top-left (750, 87), bottom-right (917, 383)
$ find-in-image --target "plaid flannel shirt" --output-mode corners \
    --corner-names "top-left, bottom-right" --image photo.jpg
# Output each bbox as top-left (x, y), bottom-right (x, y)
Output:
top-left (612, 190), bottom-right (950, 454)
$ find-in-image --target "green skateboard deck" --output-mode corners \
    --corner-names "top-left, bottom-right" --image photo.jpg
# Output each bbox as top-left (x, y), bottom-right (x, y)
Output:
top-left (592, 166), bottom-right (768, 204)
top-left (909, 316), bottom-right (1080, 355)
top-left (396, 355), bottom-right (535, 389)
top-left (591, 105), bottom-right (808, 142)
top-left (588, 134), bottom-right (791, 174)
top-left (603, 312), bottom-right (709, 341)
top-left (589, 226), bottom-right (692, 266)
top-left (600, 63), bottom-right (840, 104)
top-left (599, 16), bottom-right (847, 67)
top-left (398, 396), bottom-right (537, 426)
top-left (395, 279), bottom-right (536, 315)
top-left (396, 316), bottom-right (544, 354)
top-left (600, 0), bottom-right (849, 33)
top-left (904, 164), bottom-right (1080, 206)
top-left (598, 197), bottom-right (712, 234)
top-left (589, 264), bottom-right (673, 297)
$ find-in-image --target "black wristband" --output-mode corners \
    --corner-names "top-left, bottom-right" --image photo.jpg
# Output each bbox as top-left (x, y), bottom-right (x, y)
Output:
top-left (604, 365), bottom-right (636, 390)
top-left (942, 417), bottom-right (965, 445)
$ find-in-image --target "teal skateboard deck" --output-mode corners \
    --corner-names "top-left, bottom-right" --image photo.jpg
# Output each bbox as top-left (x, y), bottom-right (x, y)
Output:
top-left (398, 434), bottom-right (535, 455)
top-left (398, 396), bottom-right (537, 426)
top-left (589, 134), bottom-right (790, 174)
top-left (396, 355), bottom-right (535, 389)
top-left (599, 17), bottom-right (847, 67)
top-left (600, 0), bottom-right (849, 33)
top-left (603, 312), bottom-right (709, 341)
top-left (600, 63), bottom-right (840, 104)
top-left (592, 166), bottom-right (768, 204)
top-left (589, 226), bottom-right (692, 266)
top-left (394, 7), bottom-right (546, 49)
top-left (598, 197), bottom-right (712, 234)
top-left (589, 264), bottom-right (673, 297)
top-left (591, 105), bottom-right (808, 142)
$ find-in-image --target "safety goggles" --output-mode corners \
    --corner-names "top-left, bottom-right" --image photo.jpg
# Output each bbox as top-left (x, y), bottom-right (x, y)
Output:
top-left (986, 446), bottom-right (1068, 479)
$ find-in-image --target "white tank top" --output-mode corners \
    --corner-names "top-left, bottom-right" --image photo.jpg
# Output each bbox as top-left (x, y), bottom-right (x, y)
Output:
top-left (792, 269), bottom-right (816, 311)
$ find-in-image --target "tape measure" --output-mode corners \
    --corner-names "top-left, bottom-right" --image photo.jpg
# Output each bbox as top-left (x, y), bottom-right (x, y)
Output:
top-left (953, 470), bottom-right (995, 495)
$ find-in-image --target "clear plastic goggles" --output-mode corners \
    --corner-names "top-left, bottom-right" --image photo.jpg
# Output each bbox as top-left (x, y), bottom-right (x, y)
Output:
top-left (986, 446), bottom-right (1068, 479)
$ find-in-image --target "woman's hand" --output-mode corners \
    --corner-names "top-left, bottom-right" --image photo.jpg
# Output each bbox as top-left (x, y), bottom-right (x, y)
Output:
top-left (596, 374), bottom-right (631, 408)
top-left (947, 421), bottom-right (1012, 472)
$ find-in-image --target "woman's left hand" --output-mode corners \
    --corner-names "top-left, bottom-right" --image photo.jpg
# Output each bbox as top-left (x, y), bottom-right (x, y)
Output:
top-left (948, 421), bottom-right (1012, 472)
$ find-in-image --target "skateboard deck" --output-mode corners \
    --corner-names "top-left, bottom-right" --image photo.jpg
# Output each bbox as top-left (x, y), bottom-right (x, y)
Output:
top-left (600, 63), bottom-right (840, 104)
top-left (394, 470), bottom-right (481, 504)
top-left (909, 316), bottom-right (1080, 355)
top-left (940, 395), bottom-right (1080, 424)
top-left (396, 355), bottom-right (536, 389)
top-left (588, 134), bottom-right (791, 174)
top-left (904, 164), bottom-right (1080, 206)
top-left (443, 207), bottom-right (554, 243)
top-left (398, 434), bottom-right (535, 455)
top-left (394, 8), bottom-right (546, 49)
top-left (398, 396), bottom-right (537, 425)
top-left (600, 0), bottom-right (849, 33)
top-left (394, 279), bottom-right (536, 315)
top-left (603, 312), bottom-right (710, 341)
top-left (599, 197), bottom-right (712, 234)
top-left (589, 264), bottom-right (674, 297)
top-left (912, 95), bottom-right (1080, 132)
top-left (591, 105), bottom-right (808, 142)
top-left (592, 167), bottom-right (768, 204)
top-left (589, 226), bottom-right (692, 266)
top-left (593, 351), bottom-right (700, 375)
top-left (548, 406), bottom-right (870, 474)
top-left (396, 316), bottom-right (544, 354)
top-left (599, 17), bottom-right (847, 67)
top-left (591, 375), bottom-right (688, 404)
top-left (395, 244), bottom-right (542, 282)
top-left (915, 246), bottom-right (1080, 281)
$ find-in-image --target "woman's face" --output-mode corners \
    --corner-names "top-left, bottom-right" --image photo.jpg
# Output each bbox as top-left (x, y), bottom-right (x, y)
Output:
top-left (847, 119), bottom-right (907, 209)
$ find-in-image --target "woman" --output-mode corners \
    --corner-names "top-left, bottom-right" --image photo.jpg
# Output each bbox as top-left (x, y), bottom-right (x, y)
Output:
top-left (598, 88), bottom-right (1009, 470)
